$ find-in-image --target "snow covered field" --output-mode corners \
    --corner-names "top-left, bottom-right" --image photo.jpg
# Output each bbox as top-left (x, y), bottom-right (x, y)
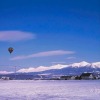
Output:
top-left (0, 80), bottom-right (100, 100)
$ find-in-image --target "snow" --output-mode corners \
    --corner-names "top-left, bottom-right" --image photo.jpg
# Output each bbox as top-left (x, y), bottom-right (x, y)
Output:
top-left (17, 64), bottom-right (67, 73)
top-left (17, 66), bottom-right (49, 73)
top-left (1, 61), bottom-right (100, 74)
top-left (0, 71), bottom-right (13, 74)
top-left (0, 80), bottom-right (100, 100)
top-left (92, 62), bottom-right (100, 68)
top-left (70, 61), bottom-right (91, 68)
top-left (17, 61), bottom-right (100, 73)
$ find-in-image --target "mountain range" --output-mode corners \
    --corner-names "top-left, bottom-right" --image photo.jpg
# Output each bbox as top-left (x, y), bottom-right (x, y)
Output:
top-left (18, 61), bottom-right (100, 75)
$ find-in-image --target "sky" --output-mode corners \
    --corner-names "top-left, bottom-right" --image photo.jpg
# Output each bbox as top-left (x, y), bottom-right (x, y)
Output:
top-left (0, 0), bottom-right (100, 72)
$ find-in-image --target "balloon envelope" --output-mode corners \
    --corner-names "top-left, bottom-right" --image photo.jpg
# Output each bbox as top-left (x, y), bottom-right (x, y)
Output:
top-left (8, 47), bottom-right (14, 54)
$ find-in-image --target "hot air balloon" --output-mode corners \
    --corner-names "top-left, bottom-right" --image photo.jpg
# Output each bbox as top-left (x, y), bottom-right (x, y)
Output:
top-left (8, 47), bottom-right (14, 54)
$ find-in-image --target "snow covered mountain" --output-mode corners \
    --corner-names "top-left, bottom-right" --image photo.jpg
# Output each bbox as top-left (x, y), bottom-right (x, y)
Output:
top-left (17, 61), bottom-right (100, 75)
top-left (1, 61), bottom-right (100, 75)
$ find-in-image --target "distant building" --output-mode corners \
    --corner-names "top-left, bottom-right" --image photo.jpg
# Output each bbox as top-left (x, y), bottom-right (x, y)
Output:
top-left (1, 76), bottom-right (10, 80)
top-left (71, 76), bottom-right (77, 80)
top-left (75, 76), bottom-right (81, 80)
top-left (80, 73), bottom-right (96, 80)
top-left (0, 74), bottom-right (34, 80)
top-left (60, 76), bottom-right (72, 80)
top-left (93, 72), bottom-right (100, 79)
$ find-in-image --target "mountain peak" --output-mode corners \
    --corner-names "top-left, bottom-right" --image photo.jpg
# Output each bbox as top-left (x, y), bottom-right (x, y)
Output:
top-left (92, 62), bottom-right (100, 68)
top-left (80, 61), bottom-right (90, 65)
top-left (71, 61), bottom-right (90, 67)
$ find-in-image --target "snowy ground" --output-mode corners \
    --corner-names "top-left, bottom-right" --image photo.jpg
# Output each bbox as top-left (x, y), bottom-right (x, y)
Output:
top-left (0, 80), bottom-right (100, 100)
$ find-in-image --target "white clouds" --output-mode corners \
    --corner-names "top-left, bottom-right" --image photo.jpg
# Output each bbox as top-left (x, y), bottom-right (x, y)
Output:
top-left (28, 50), bottom-right (74, 57)
top-left (52, 62), bottom-right (66, 64)
top-left (10, 50), bottom-right (75, 60)
top-left (67, 57), bottom-right (76, 59)
top-left (0, 31), bottom-right (35, 42)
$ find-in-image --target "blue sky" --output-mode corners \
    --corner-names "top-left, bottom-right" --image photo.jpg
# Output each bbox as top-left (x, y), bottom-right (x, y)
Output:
top-left (0, 0), bottom-right (100, 71)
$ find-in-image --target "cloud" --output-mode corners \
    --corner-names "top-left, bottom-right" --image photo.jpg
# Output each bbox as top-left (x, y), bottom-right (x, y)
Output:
top-left (67, 57), bottom-right (76, 60)
top-left (0, 31), bottom-right (35, 42)
top-left (10, 50), bottom-right (75, 60)
top-left (52, 62), bottom-right (66, 64)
